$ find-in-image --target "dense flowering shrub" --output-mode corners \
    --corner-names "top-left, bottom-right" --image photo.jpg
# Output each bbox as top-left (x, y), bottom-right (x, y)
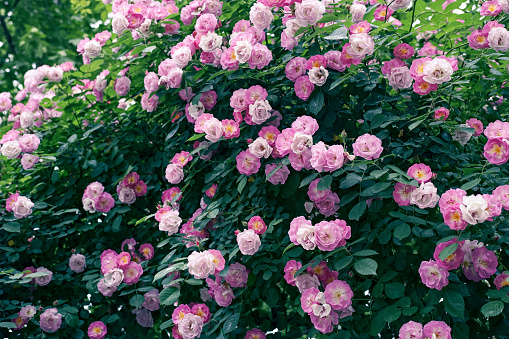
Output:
top-left (1, 0), bottom-right (509, 338)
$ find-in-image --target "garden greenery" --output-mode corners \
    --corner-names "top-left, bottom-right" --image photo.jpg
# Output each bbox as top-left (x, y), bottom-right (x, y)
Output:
top-left (1, 0), bottom-right (509, 338)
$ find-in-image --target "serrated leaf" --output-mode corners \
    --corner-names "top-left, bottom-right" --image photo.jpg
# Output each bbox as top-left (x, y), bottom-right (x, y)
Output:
top-left (334, 256), bottom-right (353, 271)
top-left (481, 301), bottom-right (504, 318)
top-left (317, 175), bottom-right (332, 191)
top-left (349, 201), bottom-right (366, 221)
top-left (354, 258), bottom-right (378, 275)
top-left (223, 313), bottom-right (240, 334)
top-left (460, 178), bottom-right (481, 191)
top-left (160, 287), bottom-right (180, 306)
top-left (444, 290), bottom-right (465, 319)
top-left (300, 173), bottom-right (318, 188)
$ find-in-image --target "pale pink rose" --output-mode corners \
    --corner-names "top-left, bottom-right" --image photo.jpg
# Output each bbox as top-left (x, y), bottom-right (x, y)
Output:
top-left (324, 145), bottom-right (345, 172)
top-left (114, 76), bottom-right (131, 96)
top-left (165, 163), bottom-right (184, 184)
top-left (388, 66), bottom-right (413, 89)
top-left (187, 251), bottom-right (216, 279)
top-left (410, 182), bottom-right (440, 209)
top-left (203, 117), bottom-right (224, 143)
top-left (21, 154), bottom-right (39, 170)
top-left (144, 72), bottom-right (159, 93)
top-left (249, 137), bottom-right (273, 158)
top-left (172, 46), bottom-right (193, 68)
top-left (310, 141), bottom-right (328, 172)
top-left (248, 100), bottom-right (272, 124)
top-left (236, 229), bottom-right (261, 255)
top-left (291, 133), bottom-right (313, 154)
top-left (296, 222), bottom-right (316, 250)
top-left (249, 3), bottom-right (274, 30)
top-left (346, 33), bottom-right (374, 59)
top-left (295, 0), bottom-right (326, 26)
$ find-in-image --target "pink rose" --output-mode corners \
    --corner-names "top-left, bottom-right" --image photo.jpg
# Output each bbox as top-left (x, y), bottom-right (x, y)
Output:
top-left (144, 72), bottom-right (159, 93)
top-left (18, 134), bottom-right (40, 153)
top-left (418, 260), bottom-right (449, 290)
top-left (114, 76), bottom-right (131, 96)
top-left (285, 57), bottom-right (307, 81)
top-left (225, 262), bottom-right (249, 287)
top-left (236, 150), bottom-right (261, 175)
top-left (352, 134), bottom-right (383, 160)
top-left (294, 75), bottom-right (315, 101)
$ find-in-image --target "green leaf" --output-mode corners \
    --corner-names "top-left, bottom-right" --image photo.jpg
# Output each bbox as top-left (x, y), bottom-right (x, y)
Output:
top-left (185, 279), bottom-right (203, 286)
top-left (334, 256), bottom-right (353, 271)
top-left (130, 295), bottom-right (145, 308)
top-left (0, 322), bottom-right (17, 329)
top-left (385, 283), bottom-right (404, 299)
top-left (300, 173), bottom-right (318, 188)
top-left (112, 215), bottom-right (122, 232)
top-left (354, 258), bottom-right (378, 275)
top-left (51, 170), bottom-right (60, 184)
top-left (349, 201), bottom-right (366, 221)
top-left (160, 287), bottom-right (181, 306)
top-left (439, 243), bottom-right (458, 261)
top-left (2, 222), bottom-right (21, 233)
top-left (223, 313), bottom-right (240, 334)
top-left (317, 175), bottom-right (332, 191)
top-left (444, 290), bottom-right (465, 319)
top-left (317, 14), bottom-right (338, 23)
top-left (187, 133), bottom-right (205, 142)
top-left (394, 224), bottom-right (411, 240)
top-left (481, 301), bottom-right (504, 318)
top-left (160, 319), bottom-right (174, 331)
top-left (309, 91), bottom-right (324, 115)
top-left (371, 181), bottom-right (391, 194)
top-left (408, 119), bottom-right (425, 131)
top-left (353, 250), bottom-right (378, 257)
top-left (237, 176), bottom-right (247, 194)
top-left (340, 173), bottom-right (362, 189)
top-left (460, 178), bottom-right (481, 191)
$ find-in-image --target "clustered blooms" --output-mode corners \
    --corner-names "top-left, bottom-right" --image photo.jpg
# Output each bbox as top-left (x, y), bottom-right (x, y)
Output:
top-left (82, 181), bottom-right (115, 213)
top-left (399, 320), bottom-right (452, 339)
top-left (5, 192), bottom-right (35, 219)
top-left (230, 85), bottom-right (273, 126)
top-left (201, 262), bottom-right (249, 307)
top-left (77, 30), bottom-right (111, 64)
top-left (0, 130), bottom-right (41, 169)
top-left (171, 302), bottom-right (211, 339)
top-left (439, 186), bottom-right (505, 230)
top-left (97, 245), bottom-right (144, 297)
top-left (468, 20), bottom-right (509, 52)
top-left (289, 216), bottom-right (351, 251)
top-left (284, 260), bottom-right (353, 334)
top-left (11, 304), bottom-right (37, 330)
top-left (132, 289), bottom-right (160, 328)
top-left (3, 0), bottom-right (509, 337)
top-left (117, 171), bottom-right (148, 204)
top-left (419, 239), bottom-right (499, 290)
top-left (483, 120), bottom-right (509, 165)
top-left (392, 163), bottom-right (439, 209)
top-left (111, 0), bottom-right (181, 38)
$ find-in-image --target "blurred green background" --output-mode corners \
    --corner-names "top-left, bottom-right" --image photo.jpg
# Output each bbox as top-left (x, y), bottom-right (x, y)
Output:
top-left (0, 0), bottom-right (108, 93)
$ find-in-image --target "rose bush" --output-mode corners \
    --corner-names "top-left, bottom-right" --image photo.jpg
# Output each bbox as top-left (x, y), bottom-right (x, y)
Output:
top-left (1, 0), bottom-right (509, 338)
